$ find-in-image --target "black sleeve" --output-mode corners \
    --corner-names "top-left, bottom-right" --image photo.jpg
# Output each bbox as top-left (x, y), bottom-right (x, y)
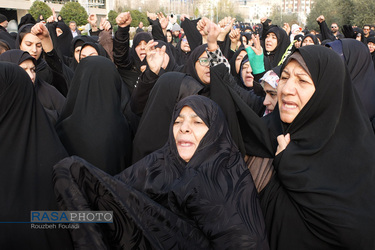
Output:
top-left (225, 73), bottom-right (265, 116)
top-left (44, 49), bottom-right (73, 96)
top-left (90, 29), bottom-right (101, 36)
top-left (151, 19), bottom-right (167, 42)
top-left (113, 26), bottom-right (132, 70)
top-left (130, 67), bottom-right (164, 116)
top-left (318, 21), bottom-right (335, 41)
top-left (180, 17), bottom-right (202, 52)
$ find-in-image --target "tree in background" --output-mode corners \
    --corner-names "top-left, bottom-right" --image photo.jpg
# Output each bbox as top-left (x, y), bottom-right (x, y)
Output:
top-left (352, 0), bottom-right (375, 26)
top-left (306, 0), bottom-right (375, 31)
top-left (269, 4), bottom-right (299, 27)
top-left (29, 0), bottom-right (52, 21)
top-left (108, 10), bottom-right (118, 27)
top-left (129, 9), bottom-right (148, 27)
top-left (59, 2), bottom-right (88, 26)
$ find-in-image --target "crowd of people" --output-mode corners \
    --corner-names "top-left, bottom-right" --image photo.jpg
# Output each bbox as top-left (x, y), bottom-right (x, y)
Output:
top-left (0, 8), bottom-right (375, 250)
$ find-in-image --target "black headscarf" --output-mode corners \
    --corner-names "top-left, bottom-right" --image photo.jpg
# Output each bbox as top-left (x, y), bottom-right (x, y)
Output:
top-left (0, 48), bottom-right (36, 65)
top-left (263, 26), bottom-right (290, 70)
top-left (229, 45), bottom-right (246, 77)
top-left (175, 33), bottom-right (192, 66)
top-left (55, 20), bottom-right (73, 58)
top-left (0, 39), bottom-right (11, 52)
top-left (367, 36), bottom-right (375, 70)
top-left (130, 32), bottom-right (152, 72)
top-left (326, 39), bottom-right (375, 122)
top-left (183, 43), bottom-right (208, 86)
top-left (68, 35), bottom-right (97, 71)
top-left (0, 49), bottom-right (65, 125)
top-left (16, 24), bottom-right (52, 83)
top-left (55, 56), bottom-right (132, 174)
top-left (261, 45), bottom-right (375, 249)
top-left (53, 95), bottom-right (268, 249)
top-left (300, 33), bottom-right (319, 46)
top-left (17, 13), bottom-right (36, 30)
top-left (79, 41), bottom-right (109, 60)
top-left (0, 62), bottom-right (73, 249)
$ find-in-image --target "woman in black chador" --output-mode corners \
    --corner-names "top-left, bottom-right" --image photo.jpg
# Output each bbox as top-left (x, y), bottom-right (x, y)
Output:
top-left (55, 56), bottom-right (132, 174)
top-left (0, 49), bottom-right (65, 125)
top-left (244, 45), bottom-right (375, 249)
top-left (53, 95), bottom-right (269, 249)
top-left (0, 62), bottom-right (73, 249)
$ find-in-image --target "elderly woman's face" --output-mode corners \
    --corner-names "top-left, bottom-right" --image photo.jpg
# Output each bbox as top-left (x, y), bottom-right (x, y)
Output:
top-left (135, 40), bottom-right (147, 61)
top-left (173, 106), bottom-right (209, 162)
top-left (263, 82), bottom-right (278, 114)
top-left (195, 51), bottom-right (210, 84)
top-left (80, 46), bottom-right (98, 61)
top-left (302, 37), bottom-right (314, 46)
top-left (19, 59), bottom-right (36, 84)
top-left (241, 61), bottom-right (254, 87)
top-left (277, 59), bottom-right (315, 123)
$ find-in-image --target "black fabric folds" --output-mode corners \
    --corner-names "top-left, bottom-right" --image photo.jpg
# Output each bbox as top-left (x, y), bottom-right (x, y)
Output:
top-left (0, 49), bottom-right (65, 125)
top-left (340, 39), bottom-right (375, 122)
top-left (56, 56), bottom-right (132, 174)
top-left (53, 95), bottom-right (268, 249)
top-left (0, 62), bottom-right (73, 249)
top-left (261, 45), bottom-right (375, 249)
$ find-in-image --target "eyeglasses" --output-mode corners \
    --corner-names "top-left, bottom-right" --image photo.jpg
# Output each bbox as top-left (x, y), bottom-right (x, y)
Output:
top-left (331, 26), bottom-right (337, 28)
top-left (197, 57), bottom-right (210, 67)
top-left (182, 38), bottom-right (188, 42)
top-left (363, 28), bottom-right (370, 30)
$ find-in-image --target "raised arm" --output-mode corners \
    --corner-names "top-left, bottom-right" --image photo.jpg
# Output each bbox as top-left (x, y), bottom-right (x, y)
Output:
top-left (113, 12), bottom-right (132, 70)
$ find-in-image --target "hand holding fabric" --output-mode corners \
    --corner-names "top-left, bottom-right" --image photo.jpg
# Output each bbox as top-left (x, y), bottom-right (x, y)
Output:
top-left (276, 133), bottom-right (290, 156)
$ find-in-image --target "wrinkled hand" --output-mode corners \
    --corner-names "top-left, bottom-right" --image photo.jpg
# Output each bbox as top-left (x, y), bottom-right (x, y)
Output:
top-left (206, 20), bottom-right (220, 50)
top-left (100, 17), bottom-right (111, 31)
top-left (218, 16), bottom-right (235, 41)
top-left (197, 17), bottom-right (210, 37)
top-left (145, 40), bottom-right (166, 75)
top-left (276, 133), bottom-right (290, 156)
top-left (116, 12), bottom-right (132, 28)
top-left (157, 12), bottom-right (169, 30)
top-left (88, 14), bottom-right (98, 27)
top-left (316, 15), bottom-right (325, 23)
top-left (31, 22), bottom-right (50, 40)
